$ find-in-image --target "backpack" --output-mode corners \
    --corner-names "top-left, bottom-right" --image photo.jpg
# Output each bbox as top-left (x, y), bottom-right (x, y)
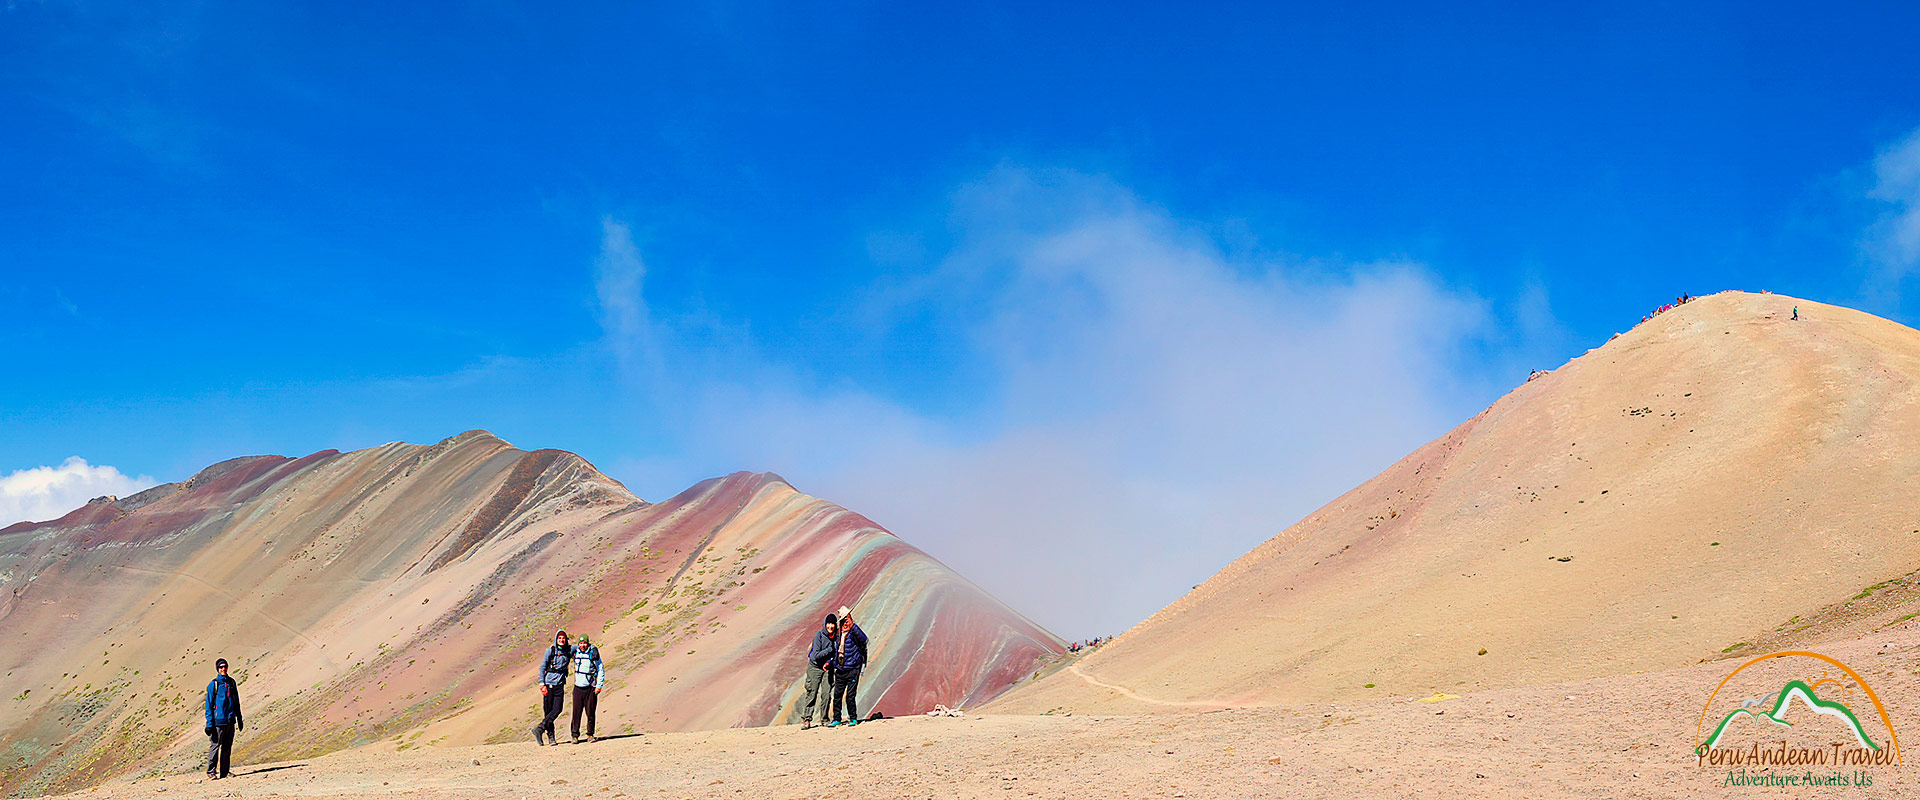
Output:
top-left (572, 646), bottom-right (600, 685)
top-left (541, 646), bottom-right (571, 684)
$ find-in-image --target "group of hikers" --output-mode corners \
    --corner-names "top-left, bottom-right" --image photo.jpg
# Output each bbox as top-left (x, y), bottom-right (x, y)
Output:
top-left (189, 604), bottom-right (866, 781)
top-left (1638, 293), bottom-right (1694, 325)
top-left (1066, 635), bottom-right (1110, 653)
top-left (531, 630), bottom-right (608, 745)
top-left (794, 605), bottom-right (872, 728)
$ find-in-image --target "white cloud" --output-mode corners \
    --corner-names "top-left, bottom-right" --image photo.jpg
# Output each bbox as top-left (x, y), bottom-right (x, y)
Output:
top-left (597, 168), bottom-right (1540, 638)
top-left (1867, 127), bottom-right (1920, 282)
top-left (0, 457), bottom-right (157, 527)
top-left (595, 216), bottom-right (663, 377)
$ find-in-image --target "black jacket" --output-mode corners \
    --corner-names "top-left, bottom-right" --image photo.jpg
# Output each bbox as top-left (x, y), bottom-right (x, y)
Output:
top-left (833, 623), bottom-right (868, 673)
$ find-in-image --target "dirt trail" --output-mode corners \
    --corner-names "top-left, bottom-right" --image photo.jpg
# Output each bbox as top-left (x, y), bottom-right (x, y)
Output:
top-left (1065, 664), bottom-right (1234, 709)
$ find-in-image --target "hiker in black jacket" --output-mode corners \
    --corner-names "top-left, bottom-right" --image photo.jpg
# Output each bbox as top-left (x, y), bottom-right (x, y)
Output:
top-left (828, 605), bottom-right (869, 727)
top-left (532, 630), bottom-right (573, 746)
top-left (798, 614), bottom-right (838, 729)
top-left (204, 658), bottom-right (243, 779)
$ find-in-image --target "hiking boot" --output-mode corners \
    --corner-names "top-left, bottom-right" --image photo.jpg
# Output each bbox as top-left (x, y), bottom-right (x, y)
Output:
top-left (587, 735), bottom-right (597, 743)
top-left (801, 721), bottom-right (813, 730)
top-left (533, 727), bottom-right (546, 746)
top-left (571, 737), bottom-right (580, 745)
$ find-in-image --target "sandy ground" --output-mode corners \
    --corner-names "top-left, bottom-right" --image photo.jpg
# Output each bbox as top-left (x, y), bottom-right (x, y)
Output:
top-left (44, 625), bottom-right (1920, 800)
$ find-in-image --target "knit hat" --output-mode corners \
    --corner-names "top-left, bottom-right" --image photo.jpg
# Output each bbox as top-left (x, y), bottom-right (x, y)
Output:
top-left (215, 658), bottom-right (228, 669)
top-left (825, 613), bottom-right (838, 625)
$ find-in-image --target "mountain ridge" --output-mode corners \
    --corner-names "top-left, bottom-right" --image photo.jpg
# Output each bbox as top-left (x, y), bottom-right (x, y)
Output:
top-left (0, 431), bottom-right (1060, 797)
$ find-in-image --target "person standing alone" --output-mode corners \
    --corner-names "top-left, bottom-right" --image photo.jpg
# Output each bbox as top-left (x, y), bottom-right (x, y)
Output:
top-left (569, 634), bottom-right (605, 743)
top-left (828, 606), bottom-right (869, 727)
top-left (204, 658), bottom-right (243, 779)
top-left (532, 630), bottom-right (573, 746)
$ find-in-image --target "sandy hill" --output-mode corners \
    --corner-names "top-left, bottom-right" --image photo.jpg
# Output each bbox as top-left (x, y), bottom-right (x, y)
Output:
top-left (992, 290), bottom-right (1920, 715)
top-left (0, 432), bottom-right (1060, 797)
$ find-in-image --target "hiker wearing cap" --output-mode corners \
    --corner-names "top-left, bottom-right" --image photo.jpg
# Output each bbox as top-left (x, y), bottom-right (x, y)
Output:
top-left (798, 614), bottom-right (838, 729)
top-left (827, 606), bottom-right (869, 727)
top-left (569, 634), bottom-right (605, 743)
top-left (203, 658), bottom-right (243, 779)
top-left (532, 630), bottom-right (573, 746)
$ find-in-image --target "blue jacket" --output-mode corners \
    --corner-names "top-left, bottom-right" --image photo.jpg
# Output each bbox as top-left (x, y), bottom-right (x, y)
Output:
top-left (833, 623), bottom-right (869, 673)
top-left (205, 675), bottom-right (242, 727)
top-left (537, 645), bottom-right (573, 687)
top-left (806, 629), bottom-right (835, 668)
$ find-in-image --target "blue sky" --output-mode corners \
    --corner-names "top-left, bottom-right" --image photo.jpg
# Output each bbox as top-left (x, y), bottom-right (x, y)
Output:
top-left (5, 1), bottom-right (1920, 636)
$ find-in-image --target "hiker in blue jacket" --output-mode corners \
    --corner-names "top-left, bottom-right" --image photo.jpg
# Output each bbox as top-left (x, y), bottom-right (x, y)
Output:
top-left (798, 613), bottom-right (837, 729)
top-left (204, 658), bottom-right (243, 779)
top-left (828, 605), bottom-right (869, 727)
top-left (532, 630), bottom-right (573, 746)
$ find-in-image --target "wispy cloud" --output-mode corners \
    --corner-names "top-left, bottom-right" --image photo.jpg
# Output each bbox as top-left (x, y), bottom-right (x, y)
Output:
top-left (1865, 127), bottom-right (1920, 292)
top-left (595, 217), bottom-right (664, 378)
top-left (593, 167), bottom-right (1545, 637)
top-left (0, 457), bottom-right (157, 527)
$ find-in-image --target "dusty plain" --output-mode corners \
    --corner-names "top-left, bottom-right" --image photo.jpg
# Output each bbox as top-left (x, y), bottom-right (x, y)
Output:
top-left (43, 624), bottom-right (1920, 799)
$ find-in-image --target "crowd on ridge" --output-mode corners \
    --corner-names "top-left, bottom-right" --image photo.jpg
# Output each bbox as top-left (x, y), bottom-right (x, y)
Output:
top-left (1637, 293), bottom-right (1695, 326)
top-left (1066, 635), bottom-right (1112, 653)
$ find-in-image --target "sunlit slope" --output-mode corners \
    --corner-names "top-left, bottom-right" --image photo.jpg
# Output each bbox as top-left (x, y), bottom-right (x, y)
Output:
top-left (0, 432), bottom-right (1059, 797)
top-left (993, 291), bottom-right (1920, 714)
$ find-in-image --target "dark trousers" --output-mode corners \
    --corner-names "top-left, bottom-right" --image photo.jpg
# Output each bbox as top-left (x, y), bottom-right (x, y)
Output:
top-left (799, 664), bottom-right (828, 724)
top-left (830, 670), bottom-right (860, 722)
top-left (538, 686), bottom-right (565, 735)
top-left (570, 686), bottom-right (598, 738)
top-left (206, 723), bottom-right (234, 777)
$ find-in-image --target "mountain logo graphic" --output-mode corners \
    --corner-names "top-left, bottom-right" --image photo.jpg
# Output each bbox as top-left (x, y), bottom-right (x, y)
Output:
top-left (1703, 679), bottom-right (1878, 752)
top-left (1694, 650), bottom-right (1902, 770)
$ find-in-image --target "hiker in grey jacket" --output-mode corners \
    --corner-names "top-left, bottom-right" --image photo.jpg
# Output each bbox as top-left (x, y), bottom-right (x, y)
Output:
top-left (569, 635), bottom-right (605, 743)
top-left (798, 614), bottom-right (837, 729)
top-left (532, 630), bottom-right (573, 746)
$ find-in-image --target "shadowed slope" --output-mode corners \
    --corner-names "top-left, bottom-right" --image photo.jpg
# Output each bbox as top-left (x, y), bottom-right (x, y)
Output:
top-left (0, 432), bottom-right (1059, 797)
top-left (994, 291), bottom-right (1920, 714)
